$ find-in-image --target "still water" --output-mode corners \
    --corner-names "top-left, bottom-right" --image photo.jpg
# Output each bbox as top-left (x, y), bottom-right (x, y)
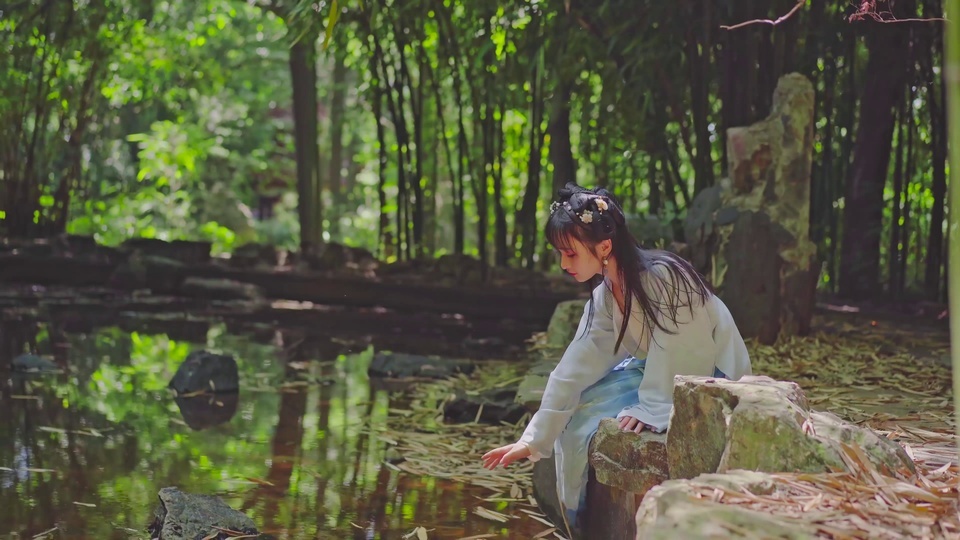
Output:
top-left (0, 318), bottom-right (543, 539)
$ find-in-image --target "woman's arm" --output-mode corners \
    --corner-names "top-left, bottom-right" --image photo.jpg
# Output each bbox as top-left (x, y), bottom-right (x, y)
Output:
top-left (516, 286), bottom-right (629, 460)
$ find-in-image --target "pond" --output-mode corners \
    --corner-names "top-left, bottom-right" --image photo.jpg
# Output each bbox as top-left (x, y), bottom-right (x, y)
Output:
top-left (0, 317), bottom-right (546, 539)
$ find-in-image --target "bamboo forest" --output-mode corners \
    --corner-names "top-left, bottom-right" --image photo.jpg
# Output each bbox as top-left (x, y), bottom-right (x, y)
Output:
top-left (2, 0), bottom-right (959, 539)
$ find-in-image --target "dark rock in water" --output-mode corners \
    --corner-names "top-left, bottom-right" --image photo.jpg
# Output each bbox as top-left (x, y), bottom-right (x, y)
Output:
top-left (175, 393), bottom-right (239, 430)
top-left (148, 487), bottom-right (259, 540)
top-left (169, 350), bottom-right (239, 395)
top-left (11, 354), bottom-right (60, 373)
top-left (443, 388), bottom-right (527, 425)
top-left (368, 352), bottom-right (475, 379)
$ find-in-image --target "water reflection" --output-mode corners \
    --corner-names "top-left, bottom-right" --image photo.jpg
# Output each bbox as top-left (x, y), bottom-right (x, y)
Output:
top-left (0, 320), bottom-right (539, 539)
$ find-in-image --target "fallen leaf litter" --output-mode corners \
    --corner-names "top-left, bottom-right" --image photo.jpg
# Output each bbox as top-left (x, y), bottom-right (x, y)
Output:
top-left (383, 314), bottom-right (958, 539)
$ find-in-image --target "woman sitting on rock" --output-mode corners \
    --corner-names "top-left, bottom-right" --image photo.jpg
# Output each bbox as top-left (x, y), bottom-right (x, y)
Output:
top-left (481, 182), bottom-right (752, 535)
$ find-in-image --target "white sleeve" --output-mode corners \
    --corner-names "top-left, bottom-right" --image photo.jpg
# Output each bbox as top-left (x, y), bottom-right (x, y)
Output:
top-left (616, 263), bottom-right (717, 433)
top-left (517, 286), bottom-right (629, 460)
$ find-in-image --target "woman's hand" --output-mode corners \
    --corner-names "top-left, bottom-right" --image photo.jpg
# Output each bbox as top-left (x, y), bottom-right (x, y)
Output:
top-left (481, 442), bottom-right (532, 470)
top-left (619, 416), bottom-right (647, 433)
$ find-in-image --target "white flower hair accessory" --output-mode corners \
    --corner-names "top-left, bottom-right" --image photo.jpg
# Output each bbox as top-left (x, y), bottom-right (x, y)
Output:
top-left (579, 210), bottom-right (594, 224)
top-left (595, 198), bottom-right (609, 211)
top-left (550, 201), bottom-right (562, 214)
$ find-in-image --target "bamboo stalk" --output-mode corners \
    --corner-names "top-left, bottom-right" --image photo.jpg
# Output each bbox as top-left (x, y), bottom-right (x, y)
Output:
top-left (944, 0), bottom-right (960, 462)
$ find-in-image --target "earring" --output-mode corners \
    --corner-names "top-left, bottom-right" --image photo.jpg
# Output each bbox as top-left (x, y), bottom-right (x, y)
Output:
top-left (602, 257), bottom-right (608, 267)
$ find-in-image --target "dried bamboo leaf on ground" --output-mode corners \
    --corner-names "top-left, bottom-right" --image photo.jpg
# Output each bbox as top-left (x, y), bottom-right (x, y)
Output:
top-left (383, 316), bottom-right (958, 538)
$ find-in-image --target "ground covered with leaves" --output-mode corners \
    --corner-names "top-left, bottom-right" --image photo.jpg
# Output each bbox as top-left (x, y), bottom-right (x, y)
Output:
top-left (374, 311), bottom-right (957, 539)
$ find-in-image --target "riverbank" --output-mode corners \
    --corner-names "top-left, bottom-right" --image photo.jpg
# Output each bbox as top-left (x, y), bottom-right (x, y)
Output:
top-left (383, 302), bottom-right (958, 539)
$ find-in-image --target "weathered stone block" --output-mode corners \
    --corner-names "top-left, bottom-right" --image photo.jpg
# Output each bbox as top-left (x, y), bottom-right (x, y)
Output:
top-left (668, 375), bottom-right (916, 480)
top-left (686, 73), bottom-right (818, 344)
top-left (589, 419), bottom-right (668, 492)
top-left (582, 419), bottom-right (669, 540)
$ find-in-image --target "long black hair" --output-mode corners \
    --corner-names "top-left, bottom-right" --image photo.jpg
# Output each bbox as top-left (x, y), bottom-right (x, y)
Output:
top-left (546, 182), bottom-right (712, 354)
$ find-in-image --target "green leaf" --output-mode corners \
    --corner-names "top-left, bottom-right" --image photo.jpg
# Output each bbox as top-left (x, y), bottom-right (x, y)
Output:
top-left (323, 0), bottom-right (340, 51)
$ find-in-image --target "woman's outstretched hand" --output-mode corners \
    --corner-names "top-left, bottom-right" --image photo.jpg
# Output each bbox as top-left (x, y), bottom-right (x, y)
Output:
top-left (619, 416), bottom-right (647, 433)
top-left (481, 442), bottom-right (531, 470)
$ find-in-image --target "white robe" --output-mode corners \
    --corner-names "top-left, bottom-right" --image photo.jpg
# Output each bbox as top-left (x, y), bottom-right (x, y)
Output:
top-left (518, 263), bottom-right (752, 460)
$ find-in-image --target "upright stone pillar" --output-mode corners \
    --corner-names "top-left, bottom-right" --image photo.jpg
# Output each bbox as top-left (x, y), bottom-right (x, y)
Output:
top-left (686, 73), bottom-right (818, 344)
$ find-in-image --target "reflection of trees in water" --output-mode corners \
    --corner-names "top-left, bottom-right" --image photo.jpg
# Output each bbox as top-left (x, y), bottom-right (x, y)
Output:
top-left (0, 321), bottom-right (515, 539)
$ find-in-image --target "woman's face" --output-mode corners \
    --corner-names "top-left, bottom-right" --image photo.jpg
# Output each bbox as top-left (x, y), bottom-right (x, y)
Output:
top-left (556, 238), bottom-right (603, 283)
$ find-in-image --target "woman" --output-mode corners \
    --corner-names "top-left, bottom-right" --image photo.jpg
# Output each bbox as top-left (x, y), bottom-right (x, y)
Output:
top-left (481, 183), bottom-right (752, 536)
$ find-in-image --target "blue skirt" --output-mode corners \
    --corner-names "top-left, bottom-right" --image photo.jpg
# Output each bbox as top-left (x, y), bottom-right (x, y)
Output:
top-left (554, 357), bottom-right (726, 532)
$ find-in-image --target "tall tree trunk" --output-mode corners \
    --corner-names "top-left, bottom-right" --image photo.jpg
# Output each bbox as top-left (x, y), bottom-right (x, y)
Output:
top-left (888, 85), bottom-right (907, 296)
top-left (899, 107), bottom-right (914, 295)
top-left (372, 29), bottom-right (409, 259)
top-left (647, 157), bottom-right (663, 215)
top-left (831, 31), bottom-right (858, 292)
top-left (327, 51), bottom-right (347, 240)
top-left (420, 50), bottom-right (439, 255)
top-left (811, 51), bottom-right (835, 248)
top-left (372, 86), bottom-right (390, 259)
top-left (494, 101), bottom-right (508, 267)
top-left (838, 3), bottom-right (913, 299)
top-left (289, 32), bottom-right (322, 253)
top-left (396, 28), bottom-right (424, 258)
top-left (720, 1), bottom-right (761, 130)
top-left (685, 0), bottom-right (716, 193)
top-left (549, 81), bottom-right (576, 195)
top-left (433, 68), bottom-right (459, 254)
top-left (516, 43), bottom-right (545, 270)
top-left (925, 50), bottom-right (948, 299)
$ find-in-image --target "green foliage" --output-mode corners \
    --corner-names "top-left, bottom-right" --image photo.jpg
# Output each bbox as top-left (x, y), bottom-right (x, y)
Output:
top-left (2, 0), bottom-right (948, 297)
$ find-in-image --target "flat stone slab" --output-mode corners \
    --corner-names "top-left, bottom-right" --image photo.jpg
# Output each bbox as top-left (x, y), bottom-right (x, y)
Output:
top-left (636, 470), bottom-right (816, 540)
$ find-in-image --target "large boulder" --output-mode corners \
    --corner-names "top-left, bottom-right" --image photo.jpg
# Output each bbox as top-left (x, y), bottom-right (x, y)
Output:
top-left (686, 73), bottom-right (818, 344)
top-left (148, 487), bottom-right (260, 540)
top-left (168, 350), bottom-right (240, 395)
top-left (545, 300), bottom-right (585, 348)
top-left (667, 375), bottom-right (916, 480)
top-left (635, 470), bottom-right (816, 540)
top-left (515, 356), bottom-right (556, 411)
